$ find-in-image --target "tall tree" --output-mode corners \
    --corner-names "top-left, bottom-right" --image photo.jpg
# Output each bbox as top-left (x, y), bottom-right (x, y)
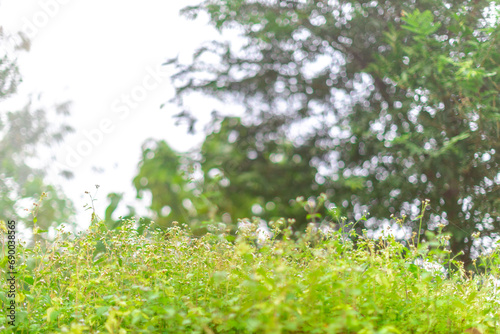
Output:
top-left (163, 0), bottom-right (499, 262)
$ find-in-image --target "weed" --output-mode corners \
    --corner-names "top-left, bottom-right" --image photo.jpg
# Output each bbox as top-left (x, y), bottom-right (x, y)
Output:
top-left (0, 199), bottom-right (498, 333)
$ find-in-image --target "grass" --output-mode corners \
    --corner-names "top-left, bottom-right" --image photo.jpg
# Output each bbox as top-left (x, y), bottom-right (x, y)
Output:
top-left (1, 211), bottom-right (500, 333)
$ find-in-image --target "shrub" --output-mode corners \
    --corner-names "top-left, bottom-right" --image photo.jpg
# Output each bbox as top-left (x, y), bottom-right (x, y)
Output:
top-left (1, 217), bottom-right (499, 333)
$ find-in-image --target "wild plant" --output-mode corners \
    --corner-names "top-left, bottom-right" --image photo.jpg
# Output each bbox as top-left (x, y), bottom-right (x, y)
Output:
top-left (0, 196), bottom-right (498, 333)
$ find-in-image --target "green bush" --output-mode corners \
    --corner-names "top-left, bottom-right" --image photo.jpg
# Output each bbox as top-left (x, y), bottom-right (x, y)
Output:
top-left (1, 216), bottom-right (500, 333)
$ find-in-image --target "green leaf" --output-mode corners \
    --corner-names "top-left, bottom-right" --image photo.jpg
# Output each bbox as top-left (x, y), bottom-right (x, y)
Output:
top-left (96, 306), bottom-right (110, 317)
top-left (23, 276), bottom-right (34, 285)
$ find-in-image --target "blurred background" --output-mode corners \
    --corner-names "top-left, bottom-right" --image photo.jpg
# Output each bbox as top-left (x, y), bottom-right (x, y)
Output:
top-left (1, 0), bottom-right (499, 264)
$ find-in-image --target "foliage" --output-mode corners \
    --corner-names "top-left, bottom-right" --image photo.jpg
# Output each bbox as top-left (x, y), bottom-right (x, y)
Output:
top-left (163, 0), bottom-right (500, 263)
top-left (2, 207), bottom-right (499, 333)
top-left (374, 6), bottom-right (500, 262)
top-left (132, 139), bottom-right (195, 227)
top-left (0, 29), bottom-right (75, 235)
top-left (132, 116), bottom-right (325, 230)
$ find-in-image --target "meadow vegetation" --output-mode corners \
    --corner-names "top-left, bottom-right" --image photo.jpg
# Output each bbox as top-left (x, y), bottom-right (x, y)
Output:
top-left (2, 197), bottom-right (500, 333)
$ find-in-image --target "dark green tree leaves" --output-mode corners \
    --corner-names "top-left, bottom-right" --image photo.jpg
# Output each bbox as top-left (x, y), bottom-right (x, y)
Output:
top-left (133, 117), bottom-right (324, 230)
top-left (160, 0), bottom-right (499, 262)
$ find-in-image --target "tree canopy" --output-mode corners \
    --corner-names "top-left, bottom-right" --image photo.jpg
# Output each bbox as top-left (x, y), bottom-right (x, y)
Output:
top-left (125, 0), bottom-right (500, 263)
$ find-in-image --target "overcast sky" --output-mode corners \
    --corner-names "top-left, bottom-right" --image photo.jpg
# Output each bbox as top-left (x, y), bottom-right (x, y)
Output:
top-left (0, 0), bottom-right (225, 229)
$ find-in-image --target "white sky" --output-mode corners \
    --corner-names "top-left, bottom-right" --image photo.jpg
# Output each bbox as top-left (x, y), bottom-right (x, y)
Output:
top-left (0, 0), bottom-right (225, 230)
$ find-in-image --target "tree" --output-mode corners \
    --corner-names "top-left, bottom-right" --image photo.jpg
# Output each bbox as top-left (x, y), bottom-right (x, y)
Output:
top-left (132, 116), bottom-right (323, 231)
top-left (162, 0), bottom-right (499, 262)
top-left (372, 7), bottom-right (500, 261)
top-left (0, 28), bottom-right (74, 236)
top-left (133, 139), bottom-right (194, 227)
top-left (197, 116), bottom-right (323, 226)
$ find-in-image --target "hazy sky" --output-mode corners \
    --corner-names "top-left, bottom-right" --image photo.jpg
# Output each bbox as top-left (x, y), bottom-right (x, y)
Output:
top-left (0, 0), bottom-right (223, 229)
